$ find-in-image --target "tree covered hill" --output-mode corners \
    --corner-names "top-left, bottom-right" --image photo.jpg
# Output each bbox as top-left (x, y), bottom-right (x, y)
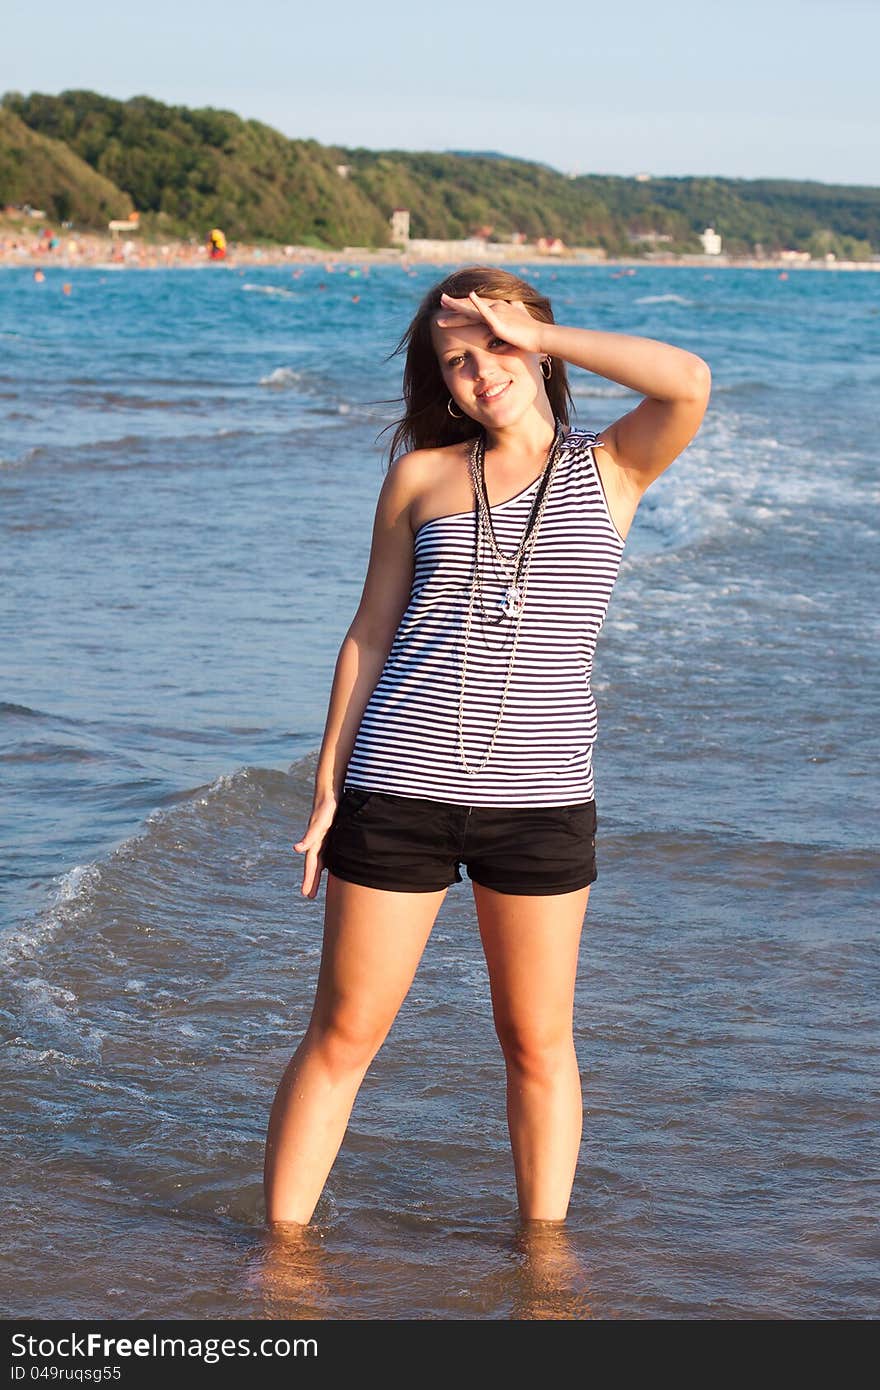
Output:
top-left (2, 89), bottom-right (878, 258)
top-left (0, 104), bottom-right (133, 227)
top-left (1, 90), bottom-right (389, 247)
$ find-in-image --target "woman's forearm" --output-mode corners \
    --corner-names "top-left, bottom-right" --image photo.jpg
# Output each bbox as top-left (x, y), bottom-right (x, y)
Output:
top-left (313, 633), bottom-right (388, 806)
top-left (540, 323), bottom-right (709, 402)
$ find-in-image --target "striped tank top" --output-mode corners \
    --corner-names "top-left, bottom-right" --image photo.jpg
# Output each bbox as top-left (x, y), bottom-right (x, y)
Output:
top-left (345, 428), bottom-right (626, 806)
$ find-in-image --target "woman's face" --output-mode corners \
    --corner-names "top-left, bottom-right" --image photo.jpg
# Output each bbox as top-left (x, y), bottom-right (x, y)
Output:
top-left (430, 309), bottom-right (548, 429)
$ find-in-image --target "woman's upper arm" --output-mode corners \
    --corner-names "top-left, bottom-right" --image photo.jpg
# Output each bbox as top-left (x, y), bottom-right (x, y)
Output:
top-left (347, 452), bottom-right (422, 651)
top-left (600, 358), bottom-right (712, 496)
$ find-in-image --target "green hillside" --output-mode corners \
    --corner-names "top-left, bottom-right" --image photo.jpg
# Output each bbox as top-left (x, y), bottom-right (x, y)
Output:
top-left (2, 89), bottom-right (878, 259)
top-left (0, 104), bottom-right (133, 226)
top-left (1, 90), bottom-right (389, 247)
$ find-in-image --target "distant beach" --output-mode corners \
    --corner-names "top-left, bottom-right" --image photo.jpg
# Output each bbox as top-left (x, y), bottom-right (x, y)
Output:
top-left (1, 223), bottom-right (877, 272)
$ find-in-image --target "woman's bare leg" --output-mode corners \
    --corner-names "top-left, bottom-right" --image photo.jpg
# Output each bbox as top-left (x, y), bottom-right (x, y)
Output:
top-left (473, 882), bottom-right (590, 1221)
top-left (264, 874), bottom-right (447, 1226)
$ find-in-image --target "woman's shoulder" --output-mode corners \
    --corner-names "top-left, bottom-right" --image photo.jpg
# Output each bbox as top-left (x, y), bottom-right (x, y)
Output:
top-left (391, 439), bottom-right (472, 469)
top-left (386, 440), bottom-right (470, 493)
top-left (385, 441), bottom-right (473, 537)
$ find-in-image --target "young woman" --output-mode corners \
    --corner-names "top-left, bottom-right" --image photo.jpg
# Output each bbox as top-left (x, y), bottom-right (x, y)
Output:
top-left (263, 266), bottom-right (711, 1228)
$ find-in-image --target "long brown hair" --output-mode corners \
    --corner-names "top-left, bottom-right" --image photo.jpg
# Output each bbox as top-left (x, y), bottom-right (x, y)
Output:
top-left (381, 265), bottom-right (573, 466)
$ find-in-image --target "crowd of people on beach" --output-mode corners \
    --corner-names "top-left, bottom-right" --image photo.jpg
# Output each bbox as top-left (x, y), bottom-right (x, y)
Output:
top-left (0, 222), bottom-right (347, 269)
top-left (2, 220), bottom-right (868, 275)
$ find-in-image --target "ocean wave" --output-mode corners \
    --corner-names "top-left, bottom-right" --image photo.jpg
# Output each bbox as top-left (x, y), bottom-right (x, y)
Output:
top-left (634, 294), bottom-right (694, 306)
top-left (259, 366), bottom-right (301, 388)
top-left (643, 397), bottom-right (872, 547)
top-left (16, 429), bottom-right (272, 470)
top-left (1, 861), bottom-right (103, 973)
top-left (0, 446), bottom-right (42, 470)
top-left (0, 761), bottom-right (311, 972)
top-left (0, 760), bottom-right (320, 1084)
top-left (243, 284), bottom-right (297, 300)
top-left (570, 384), bottom-right (635, 399)
top-left (709, 380), bottom-right (772, 395)
top-left (67, 375), bottom-right (224, 390)
top-left (61, 389), bottom-right (211, 412)
top-left (601, 828), bottom-right (880, 898)
top-left (256, 364), bottom-right (378, 420)
top-left (0, 701), bottom-right (48, 719)
top-left (0, 742), bottom-right (109, 766)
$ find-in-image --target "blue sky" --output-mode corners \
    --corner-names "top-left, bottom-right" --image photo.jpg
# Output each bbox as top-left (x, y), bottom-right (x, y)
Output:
top-left (3, 0), bottom-right (878, 185)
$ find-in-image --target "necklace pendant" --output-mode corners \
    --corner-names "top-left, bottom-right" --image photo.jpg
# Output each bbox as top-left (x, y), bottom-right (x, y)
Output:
top-left (500, 584), bottom-right (524, 618)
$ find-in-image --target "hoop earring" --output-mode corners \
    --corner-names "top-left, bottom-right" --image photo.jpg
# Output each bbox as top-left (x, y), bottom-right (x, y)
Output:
top-left (541, 359), bottom-right (552, 380)
top-left (447, 397), bottom-right (465, 418)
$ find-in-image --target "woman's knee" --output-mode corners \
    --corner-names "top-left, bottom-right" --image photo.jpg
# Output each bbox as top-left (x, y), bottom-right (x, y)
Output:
top-left (306, 1001), bottom-right (391, 1078)
top-left (494, 1018), bottom-right (576, 1082)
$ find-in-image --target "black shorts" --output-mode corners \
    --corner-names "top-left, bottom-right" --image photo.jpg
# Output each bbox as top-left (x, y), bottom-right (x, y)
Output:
top-left (323, 786), bottom-right (598, 896)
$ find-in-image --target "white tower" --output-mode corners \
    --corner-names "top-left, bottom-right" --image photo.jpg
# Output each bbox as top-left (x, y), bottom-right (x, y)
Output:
top-left (700, 226), bottom-right (722, 255)
top-left (390, 209), bottom-right (411, 245)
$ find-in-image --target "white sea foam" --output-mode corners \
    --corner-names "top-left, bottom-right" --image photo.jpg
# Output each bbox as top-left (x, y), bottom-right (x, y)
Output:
top-left (618, 406), bottom-right (790, 560)
top-left (0, 863), bottom-right (103, 969)
top-left (571, 384), bottom-right (634, 399)
top-left (1, 768), bottom-right (272, 974)
top-left (634, 293), bottom-right (694, 306)
top-left (0, 446), bottom-right (41, 470)
top-left (11, 976), bottom-right (106, 1063)
top-left (258, 366), bottom-right (300, 388)
top-left (242, 284), bottom-right (296, 299)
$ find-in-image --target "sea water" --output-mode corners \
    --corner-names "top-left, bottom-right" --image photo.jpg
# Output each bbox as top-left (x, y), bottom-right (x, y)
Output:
top-left (1, 262), bottom-right (877, 1318)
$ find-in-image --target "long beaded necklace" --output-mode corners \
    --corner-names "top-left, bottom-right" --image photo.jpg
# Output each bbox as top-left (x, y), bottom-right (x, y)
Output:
top-left (457, 421), bottom-right (565, 775)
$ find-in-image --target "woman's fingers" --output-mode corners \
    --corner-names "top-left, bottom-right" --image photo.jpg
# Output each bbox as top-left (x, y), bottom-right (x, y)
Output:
top-left (438, 292), bottom-right (538, 347)
top-left (439, 292), bottom-right (501, 316)
top-left (439, 293), bottom-right (541, 353)
top-left (436, 293), bottom-right (507, 336)
top-left (293, 822), bottom-right (331, 898)
top-left (301, 844), bottom-right (323, 898)
top-left (302, 847), bottom-right (318, 898)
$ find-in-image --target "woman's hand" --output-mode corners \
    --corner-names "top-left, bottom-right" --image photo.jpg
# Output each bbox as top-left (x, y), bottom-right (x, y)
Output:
top-left (293, 796), bottom-right (337, 899)
top-left (436, 291), bottom-right (545, 355)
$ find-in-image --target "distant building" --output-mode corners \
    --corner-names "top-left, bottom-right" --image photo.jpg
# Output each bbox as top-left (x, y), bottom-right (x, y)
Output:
top-left (536, 236), bottom-right (566, 256)
top-left (390, 209), bottom-right (410, 244)
top-left (336, 164), bottom-right (351, 179)
top-left (6, 204), bottom-right (47, 219)
top-left (628, 230), bottom-right (672, 245)
top-left (634, 172), bottom-right (652, 182)
top-left (407, 237), bottom-right (490, 260)
top-left (108, 211), bottom-right (140, 238)
top-left (700, 226), bottom-right (722, 255)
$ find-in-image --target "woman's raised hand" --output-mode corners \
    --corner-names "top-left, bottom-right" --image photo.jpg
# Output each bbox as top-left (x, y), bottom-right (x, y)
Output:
top-left (436, 291), bottom-right (545, 355)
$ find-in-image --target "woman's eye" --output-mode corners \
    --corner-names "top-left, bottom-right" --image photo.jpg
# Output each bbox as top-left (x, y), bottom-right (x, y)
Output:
top-left (446, 340), bottom-right (505, 367)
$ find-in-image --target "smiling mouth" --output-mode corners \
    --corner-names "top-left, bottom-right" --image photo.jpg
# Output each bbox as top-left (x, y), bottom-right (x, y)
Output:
top-left (477, 380), bottom-right (512, 403)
